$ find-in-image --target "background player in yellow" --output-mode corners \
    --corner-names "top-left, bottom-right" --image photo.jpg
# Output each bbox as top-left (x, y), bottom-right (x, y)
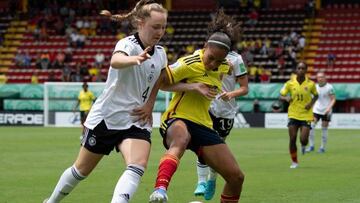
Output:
top-left (280, 62), bottom-right (318, 169)
top-left (73, 82), bottom-right (96, 125)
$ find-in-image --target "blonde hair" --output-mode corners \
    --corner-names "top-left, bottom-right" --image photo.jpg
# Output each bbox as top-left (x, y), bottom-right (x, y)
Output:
top-left (100, 0), bottom-right (167, 27)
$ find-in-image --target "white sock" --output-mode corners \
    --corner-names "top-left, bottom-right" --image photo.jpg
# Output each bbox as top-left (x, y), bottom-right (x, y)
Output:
top-left (208, 167), bottom-right (217, 181)
top-left (309, 123), bottom-right (316, 147)
top-left (321, 127), bottom-right (328, 149)
top-left (196, 160), bottom-right (209, 184)
top-left (111, 164), bottom-right (144, 203)
top-left (47, 165), bottom-right (86, 203)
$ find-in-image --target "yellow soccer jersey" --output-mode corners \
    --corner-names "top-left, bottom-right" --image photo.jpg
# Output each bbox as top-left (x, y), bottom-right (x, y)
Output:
top-left (163, 49), bottom-right (229, 128)
top-left (78, 90), bottom-right (95, 112)
top-left (280, 77), bottom-right (318, 121)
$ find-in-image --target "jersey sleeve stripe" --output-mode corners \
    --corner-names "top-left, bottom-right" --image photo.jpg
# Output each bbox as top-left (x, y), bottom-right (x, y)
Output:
top-left (184, 59), bottom-right (201, 65)
top-left (236, 73), bottom-right (247, 77)
top-left (165, 66), bottom-right (175, 84)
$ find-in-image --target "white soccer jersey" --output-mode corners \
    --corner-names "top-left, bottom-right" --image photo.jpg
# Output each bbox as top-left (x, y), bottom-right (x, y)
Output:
top-left (210, 51), bottom-right (247, 119)
top-left (85, 33), bottom-right (167, 132)
top-left (313, 83), bottom-right (335, 115)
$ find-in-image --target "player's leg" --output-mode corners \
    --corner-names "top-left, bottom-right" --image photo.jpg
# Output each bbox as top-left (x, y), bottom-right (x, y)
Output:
top-left (45, 146), bottom-right (103, 203)
top-left (194, 157), bottom-right (208, 196)
top-left (307, 115), bottom-right (319, 152)
top-left (150, 119), bottom-right (191, 202)
top-left (203, 116), bottom-right (233, 200)
top-left (112, 136), bottom-right (151, 203)
top-left (202, 144), bottom-right (244, 203)
top-left (299, 122), bottom-right (311, 155)
top-left (288, 121), bottom-right (299, 168)
top-left (319, 117), bottom-right (330, 153)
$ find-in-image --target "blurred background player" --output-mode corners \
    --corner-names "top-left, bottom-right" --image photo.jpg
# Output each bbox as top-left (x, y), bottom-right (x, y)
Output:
top-left (307, 72), bottom-right (336, 153)
top-left (43, 1), bottom-right (168, 202)
top-left (73, 82), bottom-right (96, 130)
top-left (280, 62), bottom-right (318, 169)
top-left (193, 10), bottom-right (249, 200)
top-left (148, 10), bottom-right (244, 203)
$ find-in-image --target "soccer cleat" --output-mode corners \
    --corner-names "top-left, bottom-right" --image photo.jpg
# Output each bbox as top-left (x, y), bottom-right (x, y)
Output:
top-left (149, 188), bottom-right (168, 203)
top-left (318, 148), bottom-right (325, 153)
top-left (194, 182), bottom-right (206, 196)
top-left (290, 162), bottom-right (298, 169)
top-left (42, 198), bottom-right (49, 203)
top-left (305, 146), bottom-right (315, 153)
top-left (204, 180), bottom-right (216, 200)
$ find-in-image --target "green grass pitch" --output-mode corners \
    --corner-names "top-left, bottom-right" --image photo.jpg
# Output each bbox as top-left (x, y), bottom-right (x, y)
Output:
top-left (0, 127), bottom-right (359, 203)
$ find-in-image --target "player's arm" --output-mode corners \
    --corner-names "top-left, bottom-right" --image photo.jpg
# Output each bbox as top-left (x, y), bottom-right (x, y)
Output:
top-left (219, 75), bottom-right (249, 101)
top-left (279, 82), bottom-right (291, 102)
top-left (305, 94), bottom-right (318, 110)
top-left (325, 93), bottom-right (336, 114)
top-left (305, 83), bottom-right (319, 110)
top-left (111, 47), bottom-right (151, 69)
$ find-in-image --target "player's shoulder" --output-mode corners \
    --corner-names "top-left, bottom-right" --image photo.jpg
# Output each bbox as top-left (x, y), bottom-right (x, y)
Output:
top-left (326, 82), bottom-right (334, 88)
top-left (181, 51), bottom-right (201, 66)
top-left (155, 45), bottom-right (165, 51)
top-left (306, 78), bottom-right (316, 85)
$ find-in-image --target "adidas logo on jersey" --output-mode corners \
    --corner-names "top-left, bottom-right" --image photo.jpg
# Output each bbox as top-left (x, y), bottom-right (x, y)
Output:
top-left (119, 193), bottom-right (130, 201)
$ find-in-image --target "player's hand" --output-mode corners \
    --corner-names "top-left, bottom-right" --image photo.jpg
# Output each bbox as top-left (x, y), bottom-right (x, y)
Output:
top-left (305, 103), bottom-right (312, 110)
top-left (325, 108), bottom-right (331, 115)
top-left (131, 103), bottom-right (153, 126)
top-left (218, 91), bottom-right (233, 101)
top-left (192, 83), bottom-right (218, 100)
top-left (286, 96), bottom-right (292, 103)
top-left (134, 46), bottom-right (151, 65)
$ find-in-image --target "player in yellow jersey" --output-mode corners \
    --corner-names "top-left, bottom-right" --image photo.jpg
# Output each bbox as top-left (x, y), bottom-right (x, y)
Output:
top-left (73, 82), bottom-right (96, 125)
top-left (146, 10), bottom-right (244, 203)
top-left (280, 62), bottom-right (318, 169)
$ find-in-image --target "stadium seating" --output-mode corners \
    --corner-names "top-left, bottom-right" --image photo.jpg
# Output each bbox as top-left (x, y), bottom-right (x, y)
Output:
top-left (304, 4), bottom-right (360, 82)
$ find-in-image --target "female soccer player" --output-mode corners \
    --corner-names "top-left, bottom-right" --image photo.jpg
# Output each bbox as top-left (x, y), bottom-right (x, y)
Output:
top-left (148, 10), bottom-right (245, 203)
top-left (192, 10), bottom-right (249, 201)
top-left (43, 1), bottom-right (168, 202)
top-left (73, 82), bottom-right (95, 125)
top-left (280, 62), bottom-right (318, 169)
top-left (307, 72), bottom-right (336, 153)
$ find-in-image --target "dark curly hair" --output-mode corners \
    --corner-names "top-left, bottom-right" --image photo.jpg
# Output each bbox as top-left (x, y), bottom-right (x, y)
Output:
top-left (207, 9), bottom-right (242, 50)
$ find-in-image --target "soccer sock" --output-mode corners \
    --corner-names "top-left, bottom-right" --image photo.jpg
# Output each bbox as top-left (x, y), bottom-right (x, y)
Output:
top-left (208, 167), bottom-right (218, 181)
top-left (111, 164), bottom-right (144, 203)
top-left (321, 127), bottom-right (328, 149)
top-left (290, 149), bottom-right (298, 163)
top-left (154, 153), bottom-right (179, 190)
top-left (196, 160), bottom-right (209, 183)
top-left (309, 123), bottom-right (316, 147)
top-left (47, 165), bottom-right (86, 203)
top-left (220, 194), bottom-right (240, 203)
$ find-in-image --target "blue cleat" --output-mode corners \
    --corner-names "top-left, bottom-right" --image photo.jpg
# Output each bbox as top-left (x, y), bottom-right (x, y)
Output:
top-left (318, 148), bottom-right (325, 153)
top-left (194, 182), bottom-right (206, 196)
top-left (204, 180), bottom-right (216, 200)
top-left (306, 146), bottom-right (315, 153)
top-left (149, 188), bottom-right (168, 203)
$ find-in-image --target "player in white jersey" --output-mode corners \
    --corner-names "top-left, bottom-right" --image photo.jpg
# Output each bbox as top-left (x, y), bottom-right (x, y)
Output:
top-left (193, 50), bottom-right (249, 200)
top-left (43, 1), bottom-right (168, 203)
top-left (306, 72), bottom-right (336, 153)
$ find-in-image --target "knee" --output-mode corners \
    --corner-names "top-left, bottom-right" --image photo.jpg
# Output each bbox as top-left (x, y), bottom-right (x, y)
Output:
top-left (300, 137), bottom-right (308, 145)
top-left (225, 168), bottom-right (245, 186)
